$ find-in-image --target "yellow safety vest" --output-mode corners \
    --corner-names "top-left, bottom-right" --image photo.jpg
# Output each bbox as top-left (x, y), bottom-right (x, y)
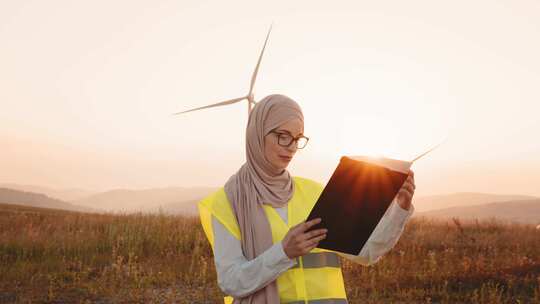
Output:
top-left (198, 176), bottom-right (348, 304)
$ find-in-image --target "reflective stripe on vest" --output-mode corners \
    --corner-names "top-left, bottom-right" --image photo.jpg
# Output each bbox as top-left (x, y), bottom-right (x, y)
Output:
top-left (292, 251), bottom-right (341, 269)
top-left (286, 299), bottom-right (348, 304)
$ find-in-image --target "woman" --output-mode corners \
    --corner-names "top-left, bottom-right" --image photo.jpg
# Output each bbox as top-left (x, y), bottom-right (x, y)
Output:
top-left (198, 94), bottom-right (416, 304)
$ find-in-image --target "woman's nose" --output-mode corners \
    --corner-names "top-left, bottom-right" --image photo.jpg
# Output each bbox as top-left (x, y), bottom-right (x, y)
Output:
top-left (285, 143), bottom-right (297, 153)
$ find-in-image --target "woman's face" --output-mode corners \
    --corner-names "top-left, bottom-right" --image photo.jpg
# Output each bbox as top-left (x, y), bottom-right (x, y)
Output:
top-left (264, 118), bottom-right (304, 172)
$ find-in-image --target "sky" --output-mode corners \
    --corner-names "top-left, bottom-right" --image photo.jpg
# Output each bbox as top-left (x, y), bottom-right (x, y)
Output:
top-left (1, 0), bottom-right (539, 196)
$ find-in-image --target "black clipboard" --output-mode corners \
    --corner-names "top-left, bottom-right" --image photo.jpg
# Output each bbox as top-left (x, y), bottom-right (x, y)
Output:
top-left (305, 142), bottom-right (442, 255)
top-left (306, 156), bottom-right (408, 255)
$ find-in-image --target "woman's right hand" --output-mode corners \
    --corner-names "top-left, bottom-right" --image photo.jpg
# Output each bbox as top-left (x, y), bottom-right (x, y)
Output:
top-left (282, 218), bottom-right (327, 259)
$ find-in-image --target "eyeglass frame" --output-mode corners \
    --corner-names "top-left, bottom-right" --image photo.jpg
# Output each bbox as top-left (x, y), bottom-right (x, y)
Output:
top-left (268, 130), bottom-right (310, 149)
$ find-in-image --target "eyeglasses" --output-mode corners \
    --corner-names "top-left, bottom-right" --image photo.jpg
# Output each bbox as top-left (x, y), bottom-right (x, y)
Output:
top-left (270, 130), bottom-right (309, 149)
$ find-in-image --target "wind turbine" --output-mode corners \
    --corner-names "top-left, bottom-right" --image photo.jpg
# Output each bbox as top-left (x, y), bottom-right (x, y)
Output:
top-left (173, 25), bottom-right (273, 116)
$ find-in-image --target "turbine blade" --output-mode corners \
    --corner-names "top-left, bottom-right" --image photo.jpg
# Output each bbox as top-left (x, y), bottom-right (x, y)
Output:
top-left (411, 137), bottom-right (448, 163)
top-left (248, 24), bottom-right (272, 96)
top-left (173, 96), bottom-right (247, 115)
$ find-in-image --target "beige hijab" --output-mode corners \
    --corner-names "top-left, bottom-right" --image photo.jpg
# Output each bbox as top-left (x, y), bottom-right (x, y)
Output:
top-left (224, 94), bottom-right (304, 303)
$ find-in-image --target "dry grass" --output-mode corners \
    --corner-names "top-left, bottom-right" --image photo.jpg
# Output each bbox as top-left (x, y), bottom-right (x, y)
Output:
top-left (1, 203), bottom-right (539, 303)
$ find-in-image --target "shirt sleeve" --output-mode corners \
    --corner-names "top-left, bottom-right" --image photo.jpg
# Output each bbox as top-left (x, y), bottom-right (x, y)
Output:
top-left (338, 198), bottom-right (414, 265)
top-left (211, 215), bottom-right (297, 298)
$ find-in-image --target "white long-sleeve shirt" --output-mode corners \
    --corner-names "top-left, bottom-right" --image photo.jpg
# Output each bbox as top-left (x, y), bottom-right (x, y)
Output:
top-left (212, 198), bottom-right (414, 298)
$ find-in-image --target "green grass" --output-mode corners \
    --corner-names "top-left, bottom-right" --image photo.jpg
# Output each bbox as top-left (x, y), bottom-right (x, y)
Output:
top-left (0, 203), bottom-right (539, 303)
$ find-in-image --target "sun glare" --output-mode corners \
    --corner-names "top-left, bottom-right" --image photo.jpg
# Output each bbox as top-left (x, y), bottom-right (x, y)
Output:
top-left (338, 115), bottom-right (401, 159)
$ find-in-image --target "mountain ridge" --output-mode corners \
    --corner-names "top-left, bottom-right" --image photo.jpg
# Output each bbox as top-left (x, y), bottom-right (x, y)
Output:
top-left (0, 188), bottom-right (96, 213)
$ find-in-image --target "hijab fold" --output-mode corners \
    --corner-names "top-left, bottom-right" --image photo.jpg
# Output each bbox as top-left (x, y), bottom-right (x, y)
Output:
top-left (224, 94), bottom-right (304, 304)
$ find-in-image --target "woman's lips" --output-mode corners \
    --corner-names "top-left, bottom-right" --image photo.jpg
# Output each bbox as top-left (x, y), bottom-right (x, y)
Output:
top-left (279, 155), bottom-right (292, 161)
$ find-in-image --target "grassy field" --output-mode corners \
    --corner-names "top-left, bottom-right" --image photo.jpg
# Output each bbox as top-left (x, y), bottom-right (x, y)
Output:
top-left (0, 202), bottom-right (539, 303)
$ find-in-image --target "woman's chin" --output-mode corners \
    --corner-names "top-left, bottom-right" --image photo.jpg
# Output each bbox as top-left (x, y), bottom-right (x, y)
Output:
top-left (278, 160), bottom-right (290, 170)
top-left (270, 160), bottom-right (286, 170)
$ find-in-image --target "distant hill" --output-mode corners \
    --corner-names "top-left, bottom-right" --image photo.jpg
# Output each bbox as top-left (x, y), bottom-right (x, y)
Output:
top-left (5, 182), bottom-right (537, 219)
top-left (0, 188), bottom-right (96, 213)
top-left (413, 192), bottom-right (537, 212)
top-left (416, 199), bottom-right (540, 224)
top-left (72, 187), bottom-right (217, 212)
top-left (0, 183), bottom-right (96, 201)
top-left (150, 199), bottom-right (199, 216)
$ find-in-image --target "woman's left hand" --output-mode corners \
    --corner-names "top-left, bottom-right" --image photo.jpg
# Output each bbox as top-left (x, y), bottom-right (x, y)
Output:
top-left (396, 169), bottom-right (415, 211)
